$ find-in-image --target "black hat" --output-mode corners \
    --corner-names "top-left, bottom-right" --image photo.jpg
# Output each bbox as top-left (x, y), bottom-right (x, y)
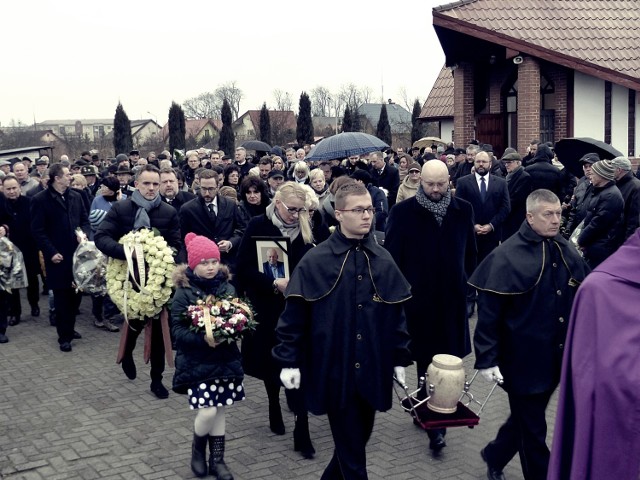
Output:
top-left (22, 156), bottom-right (32, 163)
top-left (35, 158), bottom-right (48, 166)
top-left (116, 165), bottom-right (132, 175)
top-left (101, 176), bottom-right (120, 192)
top-left (578, 152), bottom-right (599, 165)
top-left (481, 144), bottom-right (494, 153)
top-left (81, 165), bottom-right (98, 176)
top-left (351, 168), bottom-right (372, 184)
top-left (129, 150), bottom-right (140, 156)
top-left (80, 151), bottom-right (91, 157)
top-left (91, 154), bottom-right (99, 161)
top-left (74, 159), bottom-right (89, 168)
top-left (453, 148), bottom-right (466, 156)
top-left (268, 169), bottom-right (285, 179)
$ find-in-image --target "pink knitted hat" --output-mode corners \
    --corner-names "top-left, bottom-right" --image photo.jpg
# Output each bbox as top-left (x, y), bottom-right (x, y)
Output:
top-left (185, 232), bottom-right (220, 270)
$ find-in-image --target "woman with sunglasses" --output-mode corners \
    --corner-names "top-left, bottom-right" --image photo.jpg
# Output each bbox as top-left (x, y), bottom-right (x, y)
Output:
top-left (235, 182), bottom-right (316, 459)
top-left (396, 162), bottom-right (423, 204)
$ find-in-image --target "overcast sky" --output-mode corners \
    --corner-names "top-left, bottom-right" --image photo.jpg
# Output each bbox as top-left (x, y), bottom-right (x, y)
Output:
top-left (2, 0), bottom-right (447, 127)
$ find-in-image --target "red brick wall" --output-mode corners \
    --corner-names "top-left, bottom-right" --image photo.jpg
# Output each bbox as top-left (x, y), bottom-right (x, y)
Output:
top-left (489, 69), bottom-right (504, 114)
top-left (549, 67), bottom-right (569, 141)
top-left (453, 62), bottom-right (475, 146)
top-left (517, 57), bottom-right (541, 154)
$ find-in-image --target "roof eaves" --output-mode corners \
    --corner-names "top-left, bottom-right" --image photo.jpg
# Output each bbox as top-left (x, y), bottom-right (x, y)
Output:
top-left (433, 11), bottom-right (640, 92)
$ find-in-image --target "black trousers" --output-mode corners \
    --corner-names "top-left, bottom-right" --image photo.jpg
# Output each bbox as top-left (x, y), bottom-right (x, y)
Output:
top-left (321, 394), bottom-right (376, 480)
top-left (52, 288), bottom-right (81, 344)
top-left (124, 316), bottom-right (165, 382)
top-left (483, 388), bottom-right (555, 480)
top-left (0, 290), bottom-right (10, 334)
top-left (9, 263), bottom-right (40, 316)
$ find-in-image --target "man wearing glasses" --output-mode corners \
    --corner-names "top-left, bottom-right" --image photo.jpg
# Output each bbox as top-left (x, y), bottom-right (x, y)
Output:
top-left (275, 181), bottom-right (412, 479)
top-left (386, 160), bottom-right (477, 453)
top-left (179, 169), bottom-right (246, 267)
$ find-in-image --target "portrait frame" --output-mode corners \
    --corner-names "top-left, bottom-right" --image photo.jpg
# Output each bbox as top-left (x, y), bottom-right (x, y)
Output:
top-left (255, 236), bottom-right (292, 280)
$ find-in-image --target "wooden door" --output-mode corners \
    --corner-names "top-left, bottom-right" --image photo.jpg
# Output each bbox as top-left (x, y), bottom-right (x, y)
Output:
top-left (476, 113), bottom-right (506, 158)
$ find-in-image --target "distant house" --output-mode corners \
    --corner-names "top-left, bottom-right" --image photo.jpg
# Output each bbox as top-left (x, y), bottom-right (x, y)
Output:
top-left (233, 110), bottom-right (297, 147)
top-left (37, 118), bottom-right (162, 144)
top-left (312, 116), bottom-right (341, 139)
top-left (357, 102), bottom-right (413, 148)
top-left (422, 0), bottom-right (640, 158)
top-left (160, 118), bottom-right (222, 146)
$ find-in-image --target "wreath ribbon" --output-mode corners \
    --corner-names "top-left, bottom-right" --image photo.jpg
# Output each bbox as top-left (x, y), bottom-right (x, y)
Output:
top-left (122, 239), bottom-right (149, 325)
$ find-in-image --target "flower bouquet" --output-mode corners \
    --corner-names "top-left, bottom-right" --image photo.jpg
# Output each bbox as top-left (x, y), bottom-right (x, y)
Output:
top-left (0, 237), bottom-right (27, 292)
top-left (185, 295), bottom-right (257, 347)
top-left (73, 241), bottom-right (108, 295)
top-left (106, 228), bottom-right (175, 321)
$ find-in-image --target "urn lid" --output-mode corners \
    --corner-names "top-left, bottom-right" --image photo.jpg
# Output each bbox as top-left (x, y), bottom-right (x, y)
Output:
top-left (431, 354), bottom-right (463, 371)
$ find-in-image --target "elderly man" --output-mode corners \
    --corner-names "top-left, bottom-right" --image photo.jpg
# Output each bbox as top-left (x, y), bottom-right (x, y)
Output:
top-left (274, 181), bottom-right (412, 480)
top-left (576, 159), bottom-right (624, 268)
top-left (369, 150), bottom-right (400, 208)
top-left (452, 144), bottom-right (478, 186)
top-left (159, 167), bottom-right (195, 213)
top-left (470, 189), bottom-right (589, 480)
top-left (95, 165), bottom-right (182, 398)
top-left (267, 169), bottom-right (285, 199)
top-left (262, 248), bottom-right (285, 280)
top-left (612, 156), bottom-right (640, 243)
top-left (31, 164), bottom-right (91, 352)
top-left (386, 160), bottom-right (476, 452)
top-left (564, 153), bottom-right (597, 236)
top-left (234, 147), bottom-right (254, 179)
top-left (13, 161), bottom-right (39, 194)
top-left (501, 151), bottom-right (532, 241)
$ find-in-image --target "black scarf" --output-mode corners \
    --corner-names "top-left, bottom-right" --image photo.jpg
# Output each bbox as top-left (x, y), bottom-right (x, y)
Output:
top-left (414, 184), bottom-right (451, 226)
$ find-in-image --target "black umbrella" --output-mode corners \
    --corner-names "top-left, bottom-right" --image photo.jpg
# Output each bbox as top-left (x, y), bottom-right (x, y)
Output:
top-left (241, 140), bottom-right (272, 152)
top-left (554, 137), bottom-right (624, 178)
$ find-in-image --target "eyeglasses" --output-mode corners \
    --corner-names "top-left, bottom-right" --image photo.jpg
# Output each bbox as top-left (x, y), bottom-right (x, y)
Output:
top-left (200, 187), bottom-right (217, 193)
top-left (280, 200), bottom-right (307, 214)
top-left (337, 207), bottom-right (377, 216)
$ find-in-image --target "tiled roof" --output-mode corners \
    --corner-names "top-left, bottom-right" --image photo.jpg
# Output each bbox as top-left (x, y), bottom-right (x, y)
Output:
top-left (419, 66), bottom-right (454, 119)
top-left (160, 118), bottom-right (221, 141)
top-left (358, 103), bottom-right (412, 134)
top-left (433, 0), bottom-right (640, 88)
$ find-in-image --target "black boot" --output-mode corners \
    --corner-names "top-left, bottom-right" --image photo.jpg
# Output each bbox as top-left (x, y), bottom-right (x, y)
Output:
top-left (293, 414), bottom-right (315, 459)
top-left (269, 403), bottom-right (285, 435)
top-left (209, 435), bottom-right (233, 480)
top-left (190, 433), bottom-right (208, 478)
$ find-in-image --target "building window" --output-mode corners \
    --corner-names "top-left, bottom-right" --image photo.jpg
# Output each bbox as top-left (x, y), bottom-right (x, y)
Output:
top-left (60, 126), bottom-right (66, 135)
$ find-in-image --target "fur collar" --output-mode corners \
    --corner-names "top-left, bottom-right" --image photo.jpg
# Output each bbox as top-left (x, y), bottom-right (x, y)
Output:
top-left (172, 263), bottom-right (231, 288)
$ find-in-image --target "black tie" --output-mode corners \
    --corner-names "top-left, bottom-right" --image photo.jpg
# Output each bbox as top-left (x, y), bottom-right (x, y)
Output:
top-left (208, 203), bottom-right (216, 216)
top-left (480, 176), bottom-right (487, 201)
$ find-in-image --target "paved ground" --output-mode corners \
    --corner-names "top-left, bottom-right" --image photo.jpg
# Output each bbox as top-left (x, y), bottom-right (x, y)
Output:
top-left (0, 293), bottom-right (559, 479)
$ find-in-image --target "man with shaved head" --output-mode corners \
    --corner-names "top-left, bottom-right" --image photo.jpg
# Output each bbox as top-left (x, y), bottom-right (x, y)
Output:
top-left (386, 160), bottom-right (477, 453)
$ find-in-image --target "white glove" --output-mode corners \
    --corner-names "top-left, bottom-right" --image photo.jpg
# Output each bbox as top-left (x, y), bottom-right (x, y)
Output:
top-left (280, 368), bottom-right (301, 389)
top-left (479, 366), bottom-right (503, 383)
top-left (393, 366), bottom-right (406, 386)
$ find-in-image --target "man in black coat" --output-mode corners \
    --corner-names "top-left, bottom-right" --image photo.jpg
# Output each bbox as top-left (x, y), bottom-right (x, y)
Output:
top-left (369, 150), bottom-right (400, 208)
top-left (158, 167), bottom-right (195, 213)
top-left (470, 189), bottom-right (590, 480)
top-left (524, 144), bottom-right (563, 198)
top-left (31, 164), bottom-right (91, 352)
top-left (612, 156), bottom-right (640, 244)
top-left (179, 169), bottom-right (246, 268)
top-left (501, 152), bottom-right (533, 241)
top-left (0, 176), bottom-right (41, 325)
top-left (274, 182), bottom-right (412, 479)
top-left (95, 165), bottom-right (183, 398)
top-left (386, 160), bottom-right (476, 452)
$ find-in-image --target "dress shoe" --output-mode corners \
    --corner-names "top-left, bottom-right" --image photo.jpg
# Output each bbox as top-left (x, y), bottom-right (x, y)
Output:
top-left (31, 306), bottom-right (40, 317)
top-left (59, 342), bottom-right (72, 352)
top-left (481, 448), bottom-right (506, 480)
top-left (150, 381), bottom-right (169, 399)
top-left (269, 405), bottom-right (285, 435)
top-left (121, 355), bottom-right (137, 380)
top-left (293, 415), bottom-right (315, 459)
top-left (429, 433), bottom-right (447, 452)
top-left (72, 331), bottom-right (82, 339)
top-left (8, 316), bottom-right (20, 326)
top-left (49, 310), bottom-right (57, 326)
top-left (0, 333), bottom-right (8, 343)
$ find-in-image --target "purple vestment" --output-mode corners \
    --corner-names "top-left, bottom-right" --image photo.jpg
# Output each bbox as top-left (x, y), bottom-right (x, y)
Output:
top-left (548, 230), bottom-right (640, 479)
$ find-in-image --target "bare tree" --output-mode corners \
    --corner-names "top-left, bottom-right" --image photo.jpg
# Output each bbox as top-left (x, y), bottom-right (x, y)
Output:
top-left (183, 92), bottom-right (220, 119)
top-left (273, 89), bottom-right (293, 111)
top-left (398, 87), bottom-right (420, 113)
top-left (215, 81), bottom-right (244, 120)
top-left (360, 86), bottom-right (373, 104)
top-left (310, 86), bottom-right (332, 117)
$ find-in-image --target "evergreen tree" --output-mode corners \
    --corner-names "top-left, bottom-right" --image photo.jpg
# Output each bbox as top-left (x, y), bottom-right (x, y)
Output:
top-left (259, 102), bottom-right (271, 145)
top-left (352, 107), bottom-right (362, 132)
top-left (411, 99), bottom-right (422, 144)
top-left (376, 104), bottom-right (392, 146)
top-left (218, 99), bottom-right (235, 155)
top-left (113, 102), bottom-right (133, 154)
top-left (342, 105), bottom-right (352, 133)
top-left (168, 102), bottom-right (186, 157)
top-left (296, 92), bottom-right (314, 145)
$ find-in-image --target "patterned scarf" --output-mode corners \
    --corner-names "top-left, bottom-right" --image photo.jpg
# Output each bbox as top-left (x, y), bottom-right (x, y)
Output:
top-left (265, 202), bottom-right (300, 240)
top-left (415, 184), bottom-right (451, 226)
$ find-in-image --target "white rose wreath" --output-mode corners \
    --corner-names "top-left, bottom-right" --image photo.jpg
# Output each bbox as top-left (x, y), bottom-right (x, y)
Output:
top-left (106, 228), bottom-right (175, 321)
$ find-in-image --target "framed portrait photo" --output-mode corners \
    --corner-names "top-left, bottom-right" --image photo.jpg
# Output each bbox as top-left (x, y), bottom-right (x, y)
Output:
top-left (255, 236), bottom-right (292, 280)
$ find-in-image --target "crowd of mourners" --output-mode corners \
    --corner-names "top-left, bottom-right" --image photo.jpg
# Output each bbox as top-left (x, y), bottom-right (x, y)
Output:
top-left (0, 137), bottom-right (635, 480)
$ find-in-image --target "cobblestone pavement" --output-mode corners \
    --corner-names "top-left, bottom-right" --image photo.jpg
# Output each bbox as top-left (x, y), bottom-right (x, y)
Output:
top-left (0, 294), bottom-right (558, 479)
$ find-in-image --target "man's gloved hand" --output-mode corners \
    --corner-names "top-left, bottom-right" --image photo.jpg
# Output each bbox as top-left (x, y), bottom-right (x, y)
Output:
top-left (479, 366), bottom-right (503, 383)
top-left (280, 368), bottom-right (301, 389)
top-left (393, 366), bottom-right (406, 385)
